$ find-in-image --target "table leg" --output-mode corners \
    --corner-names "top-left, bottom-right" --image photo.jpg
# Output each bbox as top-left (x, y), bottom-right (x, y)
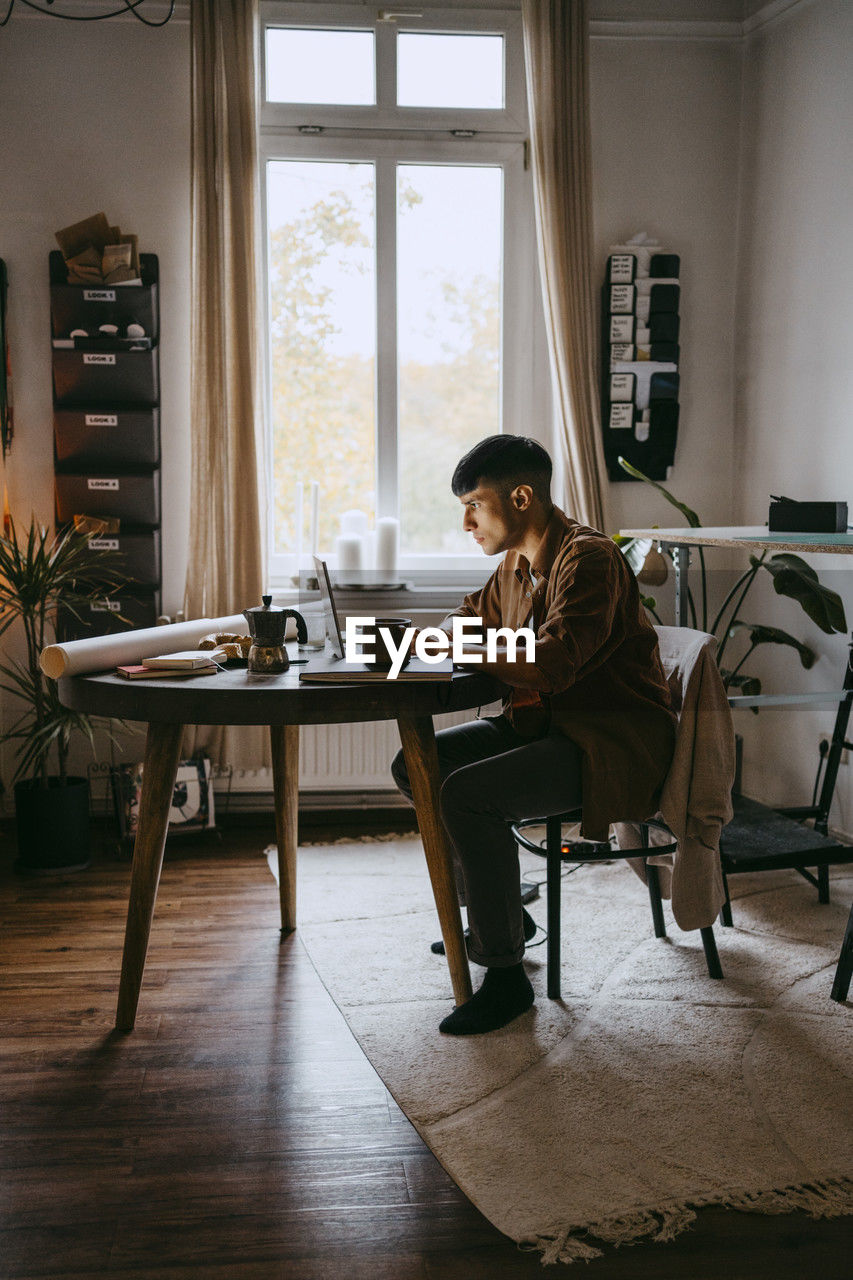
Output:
top-left (270, 724), bottom-right (299, 933)
top-left (115, 721), bottom-right (185, 1032)
top-left (672, 543), bottom-right (691, 626)
top-left (397, 713), bottom-right (472, 1006)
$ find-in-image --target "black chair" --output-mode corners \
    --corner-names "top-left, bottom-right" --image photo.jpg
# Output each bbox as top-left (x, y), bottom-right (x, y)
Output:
top-left (831, 899), bottom-right (853, 1003)
top-left (511, 811), bottom-right (723, 999)
top-left (719, 648), bottom-right (853, 927)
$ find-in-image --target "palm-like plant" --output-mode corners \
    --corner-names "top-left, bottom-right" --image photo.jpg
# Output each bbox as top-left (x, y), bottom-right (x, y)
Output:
top-left (0, 518), bottom-right (123, 786)
top-left (614, 458), bottom-right (847, 701)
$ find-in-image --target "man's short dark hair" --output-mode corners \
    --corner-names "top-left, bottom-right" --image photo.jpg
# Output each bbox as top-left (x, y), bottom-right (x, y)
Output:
top-left (451, 435), bottom-right (553, 503)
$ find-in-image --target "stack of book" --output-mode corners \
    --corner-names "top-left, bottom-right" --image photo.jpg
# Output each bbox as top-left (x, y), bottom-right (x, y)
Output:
top-left (116, 651), bottom-right (221, 680)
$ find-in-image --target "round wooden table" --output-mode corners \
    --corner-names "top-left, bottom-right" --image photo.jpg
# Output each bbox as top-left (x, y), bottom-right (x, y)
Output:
top-left (60, 664), bottom-right (501, 1030)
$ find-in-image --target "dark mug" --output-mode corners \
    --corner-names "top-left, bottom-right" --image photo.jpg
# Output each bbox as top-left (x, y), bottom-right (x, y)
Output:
top-left (362, 616), bottom-right (413, 670)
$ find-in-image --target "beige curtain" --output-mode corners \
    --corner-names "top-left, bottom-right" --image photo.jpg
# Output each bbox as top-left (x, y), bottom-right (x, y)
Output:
top-left (185, 0), bottom-right (268, 769)
top-left (522, 0), bottom-right (608, 531)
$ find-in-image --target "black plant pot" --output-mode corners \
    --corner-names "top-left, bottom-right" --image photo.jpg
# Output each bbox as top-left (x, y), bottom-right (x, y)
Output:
top-left (13, 776), bottom-right (91, 874)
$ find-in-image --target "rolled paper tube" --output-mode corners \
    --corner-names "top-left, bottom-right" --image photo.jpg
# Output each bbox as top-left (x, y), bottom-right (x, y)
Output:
top-left (336, 533), bottom-right (363, 574)
top-left (309, 481), bottom-right (319, 557)
top-left (39, 613), bottom-right (247, 680)
top-left (340, 509), bottom-right (368, 538)
top-left (375, 516), bottom-right (399, 578)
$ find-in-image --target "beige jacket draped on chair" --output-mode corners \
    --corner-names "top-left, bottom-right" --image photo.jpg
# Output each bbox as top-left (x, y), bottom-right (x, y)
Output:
top-left (615, 627), bottom-right (736, 931)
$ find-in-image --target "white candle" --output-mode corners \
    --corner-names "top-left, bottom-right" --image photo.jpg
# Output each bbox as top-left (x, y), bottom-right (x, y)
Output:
top-left (336, 533), bottom-right (363, 575)
top-left (341, 509), bottom-right (368, 538)
top-left (376, 516), bottom-right (399, 580)
top-left (365, 529), bottom-right (377, 572)
top-left (309, 481), bottom-right (319, 557)
top-left (294, 481), bottom-right (304, 573)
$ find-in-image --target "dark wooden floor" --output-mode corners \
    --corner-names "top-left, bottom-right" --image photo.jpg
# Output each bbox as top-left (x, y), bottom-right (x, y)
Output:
top-left (1, 824), bottom-right (850, 1279)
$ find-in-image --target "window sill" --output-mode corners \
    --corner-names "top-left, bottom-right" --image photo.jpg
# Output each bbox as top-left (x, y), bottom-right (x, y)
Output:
top-left (268, 580), bottom-right (483, 617)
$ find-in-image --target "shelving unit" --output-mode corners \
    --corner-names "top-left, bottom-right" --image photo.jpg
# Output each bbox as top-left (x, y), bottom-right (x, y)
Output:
top-left (601, 245), bottom-right (681, 481)
top-left (50, 250), bottom-right (162, 635)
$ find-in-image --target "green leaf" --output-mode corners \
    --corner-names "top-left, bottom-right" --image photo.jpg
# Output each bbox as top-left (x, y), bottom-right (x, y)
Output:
top-left (613, 534), bottom-right (653, 576)
top-left (726, 621), bottom-right (815, 668)
top-left (721, 669), bottom-right (762, 713)
top-left (760, 554), bottom-right (847, 634)
top-left (616, 457), bottom-right (703, 527)
top-left (0, 515), bottom-right (130, 783)
top-left (722, 670), bottom-right (762, 695)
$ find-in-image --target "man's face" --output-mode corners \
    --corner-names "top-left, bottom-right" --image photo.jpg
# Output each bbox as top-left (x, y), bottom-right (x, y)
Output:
top-left (459, 484), bottom-right (526, 557)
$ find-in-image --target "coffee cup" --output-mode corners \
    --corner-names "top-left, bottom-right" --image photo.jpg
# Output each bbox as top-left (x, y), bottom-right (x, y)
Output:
top-left (362, 617), bottom-right (413, 670)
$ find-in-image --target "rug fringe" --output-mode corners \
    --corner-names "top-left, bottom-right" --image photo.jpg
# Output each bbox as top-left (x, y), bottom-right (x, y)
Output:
top-left (523, 1176), bottom-right (853, 1265)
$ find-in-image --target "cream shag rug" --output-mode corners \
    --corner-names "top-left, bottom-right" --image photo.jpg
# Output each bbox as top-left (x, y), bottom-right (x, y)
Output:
top-left (265, 838), bottom-right (853, 1263)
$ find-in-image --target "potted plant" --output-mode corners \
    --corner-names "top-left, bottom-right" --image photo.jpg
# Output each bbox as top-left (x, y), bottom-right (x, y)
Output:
top-left (0, 517), bottom-right (122, 873)
top-left (614, 457), bottom-right (848, 698)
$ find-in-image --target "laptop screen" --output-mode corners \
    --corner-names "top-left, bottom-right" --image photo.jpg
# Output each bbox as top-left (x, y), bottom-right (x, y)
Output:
top-left (313, 557), bottom-right (345, 659)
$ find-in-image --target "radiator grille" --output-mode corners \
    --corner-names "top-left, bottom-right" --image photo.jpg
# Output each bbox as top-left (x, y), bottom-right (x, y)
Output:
top-left (226, 707), bottom-right (497, 794)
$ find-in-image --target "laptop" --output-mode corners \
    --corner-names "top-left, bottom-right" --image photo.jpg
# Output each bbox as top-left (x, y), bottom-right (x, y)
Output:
top-left (313, 555), bottom-right (346, 659)
top-left (299, 557), bottom-right (452, 682)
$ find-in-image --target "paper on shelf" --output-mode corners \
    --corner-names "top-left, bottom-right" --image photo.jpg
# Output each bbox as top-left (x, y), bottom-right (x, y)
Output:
top-left (40, 614), bottom-right (247, 680)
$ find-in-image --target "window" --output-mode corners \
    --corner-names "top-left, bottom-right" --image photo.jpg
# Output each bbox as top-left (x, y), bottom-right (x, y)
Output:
top-left (260, 3), bottom-right (537, 578)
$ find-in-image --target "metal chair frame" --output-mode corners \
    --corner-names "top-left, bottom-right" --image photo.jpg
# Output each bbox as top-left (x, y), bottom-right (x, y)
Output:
top-left (720, 640), bottom-right (853, 928)
top-left (831, 899), bottom-right (853, 1003)
top-left (511, 810), bottom-right (723, 999)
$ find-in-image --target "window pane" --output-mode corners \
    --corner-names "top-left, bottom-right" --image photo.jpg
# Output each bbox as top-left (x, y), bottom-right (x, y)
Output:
top-left (397, 165), bottom-right (503, 555)
top-left (267, 161), bottom-right (376, 557)
top-left (397, 33), bottom-right (504, 109)
top-left (266, 28), bottom-right (375, 105)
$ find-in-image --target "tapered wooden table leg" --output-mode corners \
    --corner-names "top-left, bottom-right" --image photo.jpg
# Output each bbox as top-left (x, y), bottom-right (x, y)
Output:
top-left (115, 721), bottom-right (185, 1032)
top-left (397, 713), bottom-right (472, 1006)
top-left (270, 723), bottom-right (299, 933)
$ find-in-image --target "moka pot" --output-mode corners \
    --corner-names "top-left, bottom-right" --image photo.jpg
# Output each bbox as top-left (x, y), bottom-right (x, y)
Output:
top-left (243, 596), bottom-right (307, 674)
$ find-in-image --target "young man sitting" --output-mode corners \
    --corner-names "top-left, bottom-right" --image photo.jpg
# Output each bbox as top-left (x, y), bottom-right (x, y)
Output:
top-left (391, 434), bottom-right (676, 1036)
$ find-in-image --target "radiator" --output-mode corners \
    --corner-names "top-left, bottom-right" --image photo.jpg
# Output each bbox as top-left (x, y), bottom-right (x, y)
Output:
top-left (225, 707), bottom-right (497, 797)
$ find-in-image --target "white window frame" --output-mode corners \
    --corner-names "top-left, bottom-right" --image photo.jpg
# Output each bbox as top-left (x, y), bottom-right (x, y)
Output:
top-left (259, 1), bottom-right (544, 583)
top-left (260, 3), bottom-right (526, 135)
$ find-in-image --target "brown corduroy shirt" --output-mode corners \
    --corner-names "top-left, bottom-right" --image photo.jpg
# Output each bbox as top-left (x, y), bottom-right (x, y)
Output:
top-left (444, 507), bottom-right (677, 840)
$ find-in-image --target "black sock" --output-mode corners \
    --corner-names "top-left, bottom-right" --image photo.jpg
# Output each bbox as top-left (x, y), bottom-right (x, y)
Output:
top-left (430, 908), bottom-right (537, 957)
top-left (439, 963), bottom-right (534, 1036)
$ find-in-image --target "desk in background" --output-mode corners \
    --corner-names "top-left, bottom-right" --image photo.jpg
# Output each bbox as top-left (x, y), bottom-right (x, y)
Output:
top-left (619, 526), bottom-right (853, 627)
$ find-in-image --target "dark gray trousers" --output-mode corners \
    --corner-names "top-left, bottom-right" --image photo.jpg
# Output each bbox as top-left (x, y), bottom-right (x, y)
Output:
top-left (391, 715), bottom-right (583, 968)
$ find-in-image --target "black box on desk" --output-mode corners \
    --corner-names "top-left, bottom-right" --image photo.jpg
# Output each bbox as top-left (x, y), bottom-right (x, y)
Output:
top-left (52, 347), bottom-right (159, 407)
top-left (768, 499), bottom-right (848, 533)
top-left (54, 408), bottom-right (160, 470)
top-left (55, 472), bottom-right (160, 527)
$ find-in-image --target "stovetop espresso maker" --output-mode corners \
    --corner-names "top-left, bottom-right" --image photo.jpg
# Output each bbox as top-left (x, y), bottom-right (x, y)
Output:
top-left (243, 596), bottom-right (307, 674)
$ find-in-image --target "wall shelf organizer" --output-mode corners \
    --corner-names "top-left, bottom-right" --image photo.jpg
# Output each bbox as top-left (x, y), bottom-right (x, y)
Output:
top-left (601, 243), bottom-right (680, 481)
top-left (50, 249), bottom-right (162, 635)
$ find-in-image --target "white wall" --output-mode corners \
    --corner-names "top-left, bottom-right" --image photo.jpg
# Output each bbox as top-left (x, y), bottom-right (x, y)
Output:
top-left (589, 31), bottom-right (743, 534)
top-left (0, 13), bottom-right (191, 613)
top-left (732, 0), bottom-right (853, 832)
